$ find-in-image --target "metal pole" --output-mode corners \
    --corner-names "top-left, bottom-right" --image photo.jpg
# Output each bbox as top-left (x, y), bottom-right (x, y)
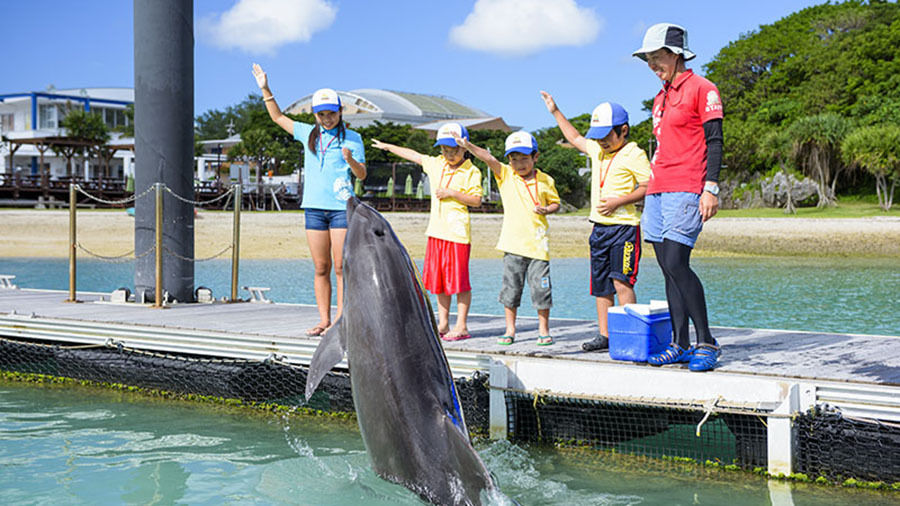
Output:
top-left (230, 183), bottom-right (241, 302)
top-left (155, 182), bottom-right (163, 308)
top-left (67, 184), bottom-right (77, 302)
top-left (391, 162), bottom-right (396, 211)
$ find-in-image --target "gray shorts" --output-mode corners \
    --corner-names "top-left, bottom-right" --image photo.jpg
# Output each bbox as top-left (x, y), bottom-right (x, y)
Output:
top-left (498, 253), bottom-right (552, 310)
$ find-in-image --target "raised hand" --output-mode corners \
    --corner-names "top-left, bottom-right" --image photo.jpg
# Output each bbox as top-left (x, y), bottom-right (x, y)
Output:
top-left (450, 132), bottom-right (470, 150)
top-left (252, 63), bottom-right (268, 90)
top-left (540, 91), bottom-right (558, 114)
top-left (371, 139), bottom-right (389, 150)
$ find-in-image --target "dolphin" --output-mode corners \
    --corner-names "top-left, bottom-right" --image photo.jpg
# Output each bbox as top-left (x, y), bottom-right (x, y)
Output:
top-left (304, 197), bottom-right (497, 506)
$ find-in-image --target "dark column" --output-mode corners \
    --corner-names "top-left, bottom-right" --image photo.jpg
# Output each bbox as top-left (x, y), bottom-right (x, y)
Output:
top-left (133, 0), bottom-right (195, 303)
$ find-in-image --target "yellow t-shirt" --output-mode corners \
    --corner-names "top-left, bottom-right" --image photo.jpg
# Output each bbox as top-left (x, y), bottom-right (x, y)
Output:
top-left (585, 140), bottom-right (651, 226)
top-left (494, 163), bottom-right (561, 261)
top-left (421, 155), bottom-right (483, 244)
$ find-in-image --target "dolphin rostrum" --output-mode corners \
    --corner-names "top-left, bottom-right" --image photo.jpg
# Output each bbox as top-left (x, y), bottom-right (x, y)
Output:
top-left (304, 197), bottom-right (497, 506)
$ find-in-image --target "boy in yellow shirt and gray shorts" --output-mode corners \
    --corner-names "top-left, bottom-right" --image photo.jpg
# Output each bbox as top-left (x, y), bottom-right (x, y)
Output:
top-left (542, 93), bottom-right (651, 352)
top-left (454, 131), bottom-right (561, 346)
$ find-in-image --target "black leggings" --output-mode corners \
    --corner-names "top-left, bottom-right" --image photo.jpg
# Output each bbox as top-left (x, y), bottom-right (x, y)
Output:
top-left (653, 239), bottom-right (714, 348)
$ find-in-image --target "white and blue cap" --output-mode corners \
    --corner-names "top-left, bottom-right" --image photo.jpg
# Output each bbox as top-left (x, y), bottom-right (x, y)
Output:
top-left (632, 23), bottom-right (696, 62)
top-left (433, 122), bottom-right (469, 147)
top-left (504, 131), bottom-right (538, 157)
top-left (311, 88), bottom-right (341, 113)
top-left (585, 102), bottom-right (629, 139)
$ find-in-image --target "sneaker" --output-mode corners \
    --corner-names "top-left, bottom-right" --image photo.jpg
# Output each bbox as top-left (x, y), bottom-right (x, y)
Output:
top-left (582, 335), bottom-right (609, 352)
top-left (688, 344), bottom-right (720, 372)
top-left (647, 343), bottom-right (692, 366)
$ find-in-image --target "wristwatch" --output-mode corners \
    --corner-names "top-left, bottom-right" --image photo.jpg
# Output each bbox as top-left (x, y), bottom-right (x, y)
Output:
top-left (703, 182), bottom-right (720, 196)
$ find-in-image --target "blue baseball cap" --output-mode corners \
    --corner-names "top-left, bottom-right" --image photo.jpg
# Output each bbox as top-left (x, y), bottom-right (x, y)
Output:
top-left (433, 123), bottom-right (469, 147)
top-left (504, 131), bottom-right (538, 156)
top-left (311, 88), bottom-right (341, 113)
top-left (585, 102), bottom-right (629, 139)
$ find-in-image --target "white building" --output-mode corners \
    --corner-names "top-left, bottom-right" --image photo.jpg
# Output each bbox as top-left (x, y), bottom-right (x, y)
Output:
top-left (0, 87), bottom-right (134, 181)
top-left (284, 89), bottom-right (513, 133)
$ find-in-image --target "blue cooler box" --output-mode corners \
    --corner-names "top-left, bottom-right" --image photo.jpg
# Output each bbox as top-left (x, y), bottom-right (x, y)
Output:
top-left (608, 302), bottom-right (672, 362)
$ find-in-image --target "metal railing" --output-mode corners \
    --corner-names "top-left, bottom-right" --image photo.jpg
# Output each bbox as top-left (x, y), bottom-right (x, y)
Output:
top-left (67, 182), bottom-right (242, 307)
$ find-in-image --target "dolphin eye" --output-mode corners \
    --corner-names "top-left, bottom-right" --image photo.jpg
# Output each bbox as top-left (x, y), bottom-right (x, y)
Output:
top-left (374, 228), bottom-right (385, 237)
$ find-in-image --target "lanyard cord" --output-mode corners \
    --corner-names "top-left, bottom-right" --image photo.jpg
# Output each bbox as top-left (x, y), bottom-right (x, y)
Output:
top-left (517, 173), bottom-right (541, 207)
top-left (598, 148), bottom-right (621, 191)
top-left (318, 131), bottom-right (341, 170)
top-left (438, 161), bottom-right (462, 190)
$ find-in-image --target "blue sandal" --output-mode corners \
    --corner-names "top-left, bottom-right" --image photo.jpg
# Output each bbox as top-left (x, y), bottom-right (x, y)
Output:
top-left (688, 344), bottom-right (720, 372)
top-left (647, 343), bottom-right (692, 366)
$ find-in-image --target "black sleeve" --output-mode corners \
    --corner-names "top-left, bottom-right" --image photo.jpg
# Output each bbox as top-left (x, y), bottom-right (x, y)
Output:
top-left (703, 119), bottom-right (723, 184)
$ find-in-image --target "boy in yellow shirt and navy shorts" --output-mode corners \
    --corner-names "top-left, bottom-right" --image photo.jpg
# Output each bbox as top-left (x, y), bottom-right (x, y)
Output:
top-left (371, 124), bottom-right (483, 341)
top-left (542, 93), bottom-right (651, 352)
top-left (454, 131), bottom-right (561, 346)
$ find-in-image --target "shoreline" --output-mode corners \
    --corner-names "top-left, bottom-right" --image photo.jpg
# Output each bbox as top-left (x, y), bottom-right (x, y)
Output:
top-left (2, 210), bottom-right (899, 259)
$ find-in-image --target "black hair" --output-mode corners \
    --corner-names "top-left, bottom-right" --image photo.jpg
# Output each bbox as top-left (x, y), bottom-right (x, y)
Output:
top-left (612, 123), bottom-right (631, 139)
top-left (308, 110), bottom-right (347, 155)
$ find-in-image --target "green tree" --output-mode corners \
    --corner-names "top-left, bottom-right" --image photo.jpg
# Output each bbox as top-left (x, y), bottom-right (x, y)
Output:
top-left (59, 109), bottom-right (109, 179)
top-left (786, 113), bottom-right (852, 207)
top-left (703, 0), bottom-right (900, 185)
top-left (841, 124), bottom-right (900, 211)
top-left (195, 93), bottom-right (268, 141)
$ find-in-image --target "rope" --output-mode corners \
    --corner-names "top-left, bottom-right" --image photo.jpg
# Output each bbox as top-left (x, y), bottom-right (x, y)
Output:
top-left (532, 388), bottom-right (550, 439)
top-left (75, 243), bottom-right (155, 263)
top-left (696, 396), bottom-right (722, 437)
top-left (75, 183), bottom-right (155, 205)
top-left (163, 184), bottom-right (235, 207)
top-left (163, 244), bottom-right (233, 262)
top-left (491, 385), bottom-right (793, 418)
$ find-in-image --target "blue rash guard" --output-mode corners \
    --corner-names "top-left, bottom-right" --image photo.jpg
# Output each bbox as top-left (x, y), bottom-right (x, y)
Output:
top-left (294, 122), bottom-right (366, 211)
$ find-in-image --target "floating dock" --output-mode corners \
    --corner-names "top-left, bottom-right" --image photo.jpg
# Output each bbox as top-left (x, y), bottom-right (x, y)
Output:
top-left (1, 286), bottom-right (899, 484)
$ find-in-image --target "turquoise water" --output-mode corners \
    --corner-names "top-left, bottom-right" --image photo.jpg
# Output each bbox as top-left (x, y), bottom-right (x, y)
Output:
top-left (2, 256), bottom-right (900, 504)
top-left (2, 256), bottom-right (898, 335)
top-left (2, 382), bottom-right (899, 505)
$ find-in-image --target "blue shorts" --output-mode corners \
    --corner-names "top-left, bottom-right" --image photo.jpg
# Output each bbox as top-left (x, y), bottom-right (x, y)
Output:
top-left (589, 223), bottom-right (641, 297)
top-left (641, 192), bottom-right (703, 248)
top-left (304, 208), bottom-right (348, 231)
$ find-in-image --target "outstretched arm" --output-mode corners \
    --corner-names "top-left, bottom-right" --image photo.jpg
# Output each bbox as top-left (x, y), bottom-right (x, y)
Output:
top-left (370, 139), bottom-right (424, 166)
top-left (252, 63), bottom-right (294, 135)
top-left (540, 91), bottom-right (587, 153)
top-left (451, 133), bottom-right (502, 179)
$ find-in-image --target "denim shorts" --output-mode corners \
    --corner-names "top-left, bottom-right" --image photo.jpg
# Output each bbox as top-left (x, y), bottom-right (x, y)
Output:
top-left (304, 208), bottom-right (348, 231)
top-left (641, 192), bottom-right (703, 248)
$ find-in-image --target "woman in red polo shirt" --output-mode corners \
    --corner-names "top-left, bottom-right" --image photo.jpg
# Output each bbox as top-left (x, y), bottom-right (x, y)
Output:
top-left (632, 23), bottom-right (724, 372)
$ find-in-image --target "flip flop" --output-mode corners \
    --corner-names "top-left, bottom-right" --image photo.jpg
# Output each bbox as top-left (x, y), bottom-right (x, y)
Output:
top-left (442, 332), bottom-right (470, 342)
top-left (536, 335), bottom-right (554, 346)
top-left (306, 325), bottom-right (328, 337)
top-left (497, 335), bottom-right (515, 345)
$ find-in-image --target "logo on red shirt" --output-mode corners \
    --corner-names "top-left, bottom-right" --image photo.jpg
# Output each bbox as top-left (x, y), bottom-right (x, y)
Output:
top-left (705, 91), bottom-right (722, 113)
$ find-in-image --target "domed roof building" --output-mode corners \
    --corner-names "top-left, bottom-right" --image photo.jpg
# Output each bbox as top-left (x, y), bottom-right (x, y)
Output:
top-left (284, 89), bottom-right (512, 134)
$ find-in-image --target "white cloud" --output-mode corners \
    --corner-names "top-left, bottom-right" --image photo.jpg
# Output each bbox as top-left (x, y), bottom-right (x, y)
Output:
top-left (199, 0), bottom-right (337, 55)
top-left (449, 0), bottom-right (602, 57)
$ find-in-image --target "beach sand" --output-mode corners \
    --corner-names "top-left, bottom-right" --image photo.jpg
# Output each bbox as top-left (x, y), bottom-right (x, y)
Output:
top-left (1, 209), bottom-right (899, 259)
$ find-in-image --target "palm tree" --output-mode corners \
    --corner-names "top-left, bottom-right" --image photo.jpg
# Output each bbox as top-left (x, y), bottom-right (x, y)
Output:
top-left (786, 113), bottom-right (851, 207)
top-left (842, 125), bottom-right (900, 211)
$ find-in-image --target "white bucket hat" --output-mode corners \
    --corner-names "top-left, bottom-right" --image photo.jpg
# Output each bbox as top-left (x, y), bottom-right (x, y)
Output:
top-left (632, 23), bottom-right (696, 62)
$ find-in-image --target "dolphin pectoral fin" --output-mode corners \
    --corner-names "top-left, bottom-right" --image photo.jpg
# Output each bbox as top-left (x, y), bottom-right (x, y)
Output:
top-left (304, 322), bottom-right (346, 401)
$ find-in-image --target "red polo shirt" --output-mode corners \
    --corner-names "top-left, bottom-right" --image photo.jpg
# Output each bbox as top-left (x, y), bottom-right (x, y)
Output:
top-left (648, 69), bottom-right (723, 195)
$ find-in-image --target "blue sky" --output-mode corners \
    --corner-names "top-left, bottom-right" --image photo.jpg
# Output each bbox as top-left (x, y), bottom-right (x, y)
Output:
top-left (3, 0), bottom-right (827, 132)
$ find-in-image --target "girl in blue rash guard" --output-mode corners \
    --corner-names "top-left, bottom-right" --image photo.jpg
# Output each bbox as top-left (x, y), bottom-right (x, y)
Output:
top-left (253, 63), bottom-right (367, 337)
